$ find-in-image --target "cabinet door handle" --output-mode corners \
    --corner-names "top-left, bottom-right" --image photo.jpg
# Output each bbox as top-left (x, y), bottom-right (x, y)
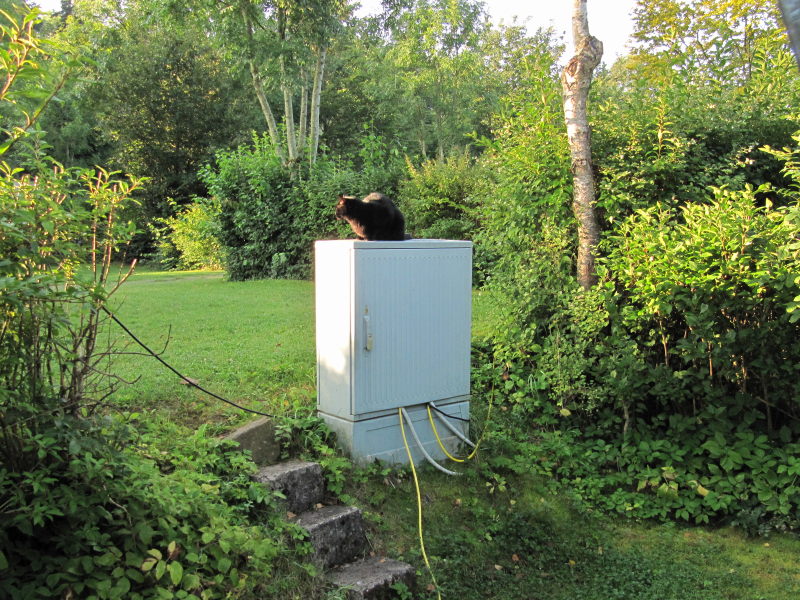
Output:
top-left (363, 315), bottom-right (373, 351)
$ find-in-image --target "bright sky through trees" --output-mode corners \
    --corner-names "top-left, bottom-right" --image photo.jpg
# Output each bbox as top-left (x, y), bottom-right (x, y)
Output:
top-left (32, 0), bottom-right (636, 61)
top-left (356, 0), bottom-right (637, 61)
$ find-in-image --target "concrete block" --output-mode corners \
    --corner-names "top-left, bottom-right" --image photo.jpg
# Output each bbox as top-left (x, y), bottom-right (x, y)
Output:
top-left (295, 505), bottom-right (367, 569)
top-left (328, 557), bottom-right (416, 600)
top-left (252, 459), bottom-right (325, 514)
top-left (225, 417), bottom-right (280, 466)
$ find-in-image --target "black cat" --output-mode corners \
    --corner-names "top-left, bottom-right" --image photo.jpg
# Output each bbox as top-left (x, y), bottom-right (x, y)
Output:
top-left (335, 192), bottom-right (408, 241)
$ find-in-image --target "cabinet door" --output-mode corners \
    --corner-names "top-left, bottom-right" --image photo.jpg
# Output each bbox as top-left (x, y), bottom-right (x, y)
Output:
top-left (352, 247), bottom-right (471, 414)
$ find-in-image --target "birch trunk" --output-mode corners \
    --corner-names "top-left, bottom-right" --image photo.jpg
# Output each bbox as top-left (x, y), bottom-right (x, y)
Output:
top-left (298, 70), bottom-right (308, 158)
top-left (249, 60), bottom-right (285, 164)
top-left (561, 0), bottom-right (603, 290)
top-left (779, 0), bottom-right (800, 69)
top-left (280, 56), bottom-right (298, 163)
top-left (241, 6), bottom-right (284, 163)
top-left (309, 46), bottom-right (327, 165)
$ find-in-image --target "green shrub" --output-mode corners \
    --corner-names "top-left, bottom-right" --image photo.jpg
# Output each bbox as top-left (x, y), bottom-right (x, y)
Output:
top-left (600, 186), bottom-right (800, 421)
top-left (0, 162), bottom-right (142, 414)
top-left (482, 184), bottom-right (800, 531)
top-left (398, 153), bottom-right (489, 240)
top-left (487, 402), bottom-right (800, 534)
top-left (472, 31), bottom-right (800, 528)
top-left (591, 53), bottom-right (798, 223)
top-left (203, 135), bottom-right (302, 280)
top-left (154, 198), bottom-right (224, 270)
top-left (397, 153), bottom-right (494, 281)
top-left (0, 12), bottom-right (310, 598)
top-left (205, 133), bottom-right (405, 280)
top-left (0, 413), bottom-right (308, 599)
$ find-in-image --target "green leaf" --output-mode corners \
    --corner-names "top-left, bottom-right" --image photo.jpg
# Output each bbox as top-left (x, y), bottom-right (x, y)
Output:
top-left (95, 552), bottom-right (117, 566)
top-left (112, 577), bottom-right (131, 596)
top-left (216, 557), bottom-right (232, 574)
top-left (155, 560), bottom-right (166, 581)
top-left (0, 551), bottom-right (7, 570)
top-left (181, 573), bottom-right (201, 591)
top-left (81, 556), bottom-right (94, 573)
top-left (126, 568), bottom-right (145, 583)
top-left (200, 531), bottom-right (215, 544)
top-left (147, 549), bottom-right (163, 561)
top-left (136, 522), bottom-right (155, 545)
top-left (168, 561), bottom-right (184, 586)
top-left (141, 557), bottom-right (157, 572)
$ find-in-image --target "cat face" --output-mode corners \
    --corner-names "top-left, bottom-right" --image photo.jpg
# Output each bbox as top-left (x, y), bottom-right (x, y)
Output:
top-left (335, 195), bottom-right (356, 219)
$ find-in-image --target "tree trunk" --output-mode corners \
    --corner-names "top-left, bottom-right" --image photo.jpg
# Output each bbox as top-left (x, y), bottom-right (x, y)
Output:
top-left (309, 45), bottom-right (327, 165)
top-left (298, 69), bottom-right (309, 158)
top-left (248, 60), bottom-right (284, 163)
top-left (279, 49), bottom-right (298, 163)
top-left (561, 0), bottom-right (603, 290)
top-left (241, 6), bottom-right (284, 163)
top-left (779, 0), bottom-right (800, 69)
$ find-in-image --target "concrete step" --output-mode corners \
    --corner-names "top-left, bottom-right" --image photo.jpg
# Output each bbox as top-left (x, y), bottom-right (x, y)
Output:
top-left (252, 459), bottom-right (325, 514)
top-left (224, 417), bottom-right (279, 466)
top-left (328, 557), bottom-right (416, 600)
top-left (295, 504), bottom-right (368, 569)
top-left (251, 459), bottom-right (410, 598)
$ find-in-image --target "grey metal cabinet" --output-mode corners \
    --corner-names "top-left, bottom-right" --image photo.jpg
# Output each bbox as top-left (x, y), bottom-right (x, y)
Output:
top-left (315, 239), bottom-right (472, 464)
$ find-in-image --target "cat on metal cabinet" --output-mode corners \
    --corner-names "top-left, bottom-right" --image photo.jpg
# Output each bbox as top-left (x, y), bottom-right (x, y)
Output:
top-left (335, 192), bottom-right (408, 241)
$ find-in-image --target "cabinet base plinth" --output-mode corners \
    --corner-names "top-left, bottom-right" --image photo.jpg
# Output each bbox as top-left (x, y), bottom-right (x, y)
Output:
top-left (318, 399), bottom-right (470, 466)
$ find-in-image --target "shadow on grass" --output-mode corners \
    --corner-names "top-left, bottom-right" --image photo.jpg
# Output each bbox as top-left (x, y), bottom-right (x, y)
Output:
top-left (351, 465), bottom-right (799, 600)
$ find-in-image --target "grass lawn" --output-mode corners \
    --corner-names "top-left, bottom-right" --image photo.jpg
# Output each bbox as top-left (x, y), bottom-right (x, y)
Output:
top-left (104, 269), bottom-right (316, 428)
top-left (104, 268), bottom-right (496, 429)
top-left (104, 269), bottom-right (800, 600)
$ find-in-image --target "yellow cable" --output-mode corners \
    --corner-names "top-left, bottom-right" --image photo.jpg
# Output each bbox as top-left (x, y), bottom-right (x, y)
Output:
top-left (427, 405), bottom-right (468, 462)
top-left (399, 408), bottom-right (442, 600)
top-left (428, 390), bottom-right (494, 463)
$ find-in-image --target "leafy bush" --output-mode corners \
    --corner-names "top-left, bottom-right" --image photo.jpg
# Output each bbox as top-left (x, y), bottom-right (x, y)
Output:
top-left (153, 198), bottom-right (224, 270)
top-left (398, 153), bottom-right (488, 240)
top-left (470, 22), bottom-right (800, 529)
top-left (474, 41), bottom-right (575, 349)
top-left (0, 163), bottom-right (141, 424)
top-left (203, 135), bottom-right (302, 280)
top-left (600, 186), bottom-right (800, 418)
top-left (591, 51), bottom-right (798, 222)
top-left (205, 133), bottom-right (405, 280)
top-left (482, 183), bottom-right (800, 531)
top-left (0, 12), bottom-right (311, 599)
top-left (0, 414), bottom-right (309, 599)
top-left (397, 153), bottom-right (494, 281)
top-left (487, 403), bottom-right (800, 535)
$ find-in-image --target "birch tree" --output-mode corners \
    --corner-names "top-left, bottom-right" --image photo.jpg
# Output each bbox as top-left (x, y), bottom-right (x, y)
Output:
top-left (561, 0), bottom-right (603, 290)
top-left (780, 0), bottom-right (800, 67)
top-left (220, 0), bottom-right (345, 167)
